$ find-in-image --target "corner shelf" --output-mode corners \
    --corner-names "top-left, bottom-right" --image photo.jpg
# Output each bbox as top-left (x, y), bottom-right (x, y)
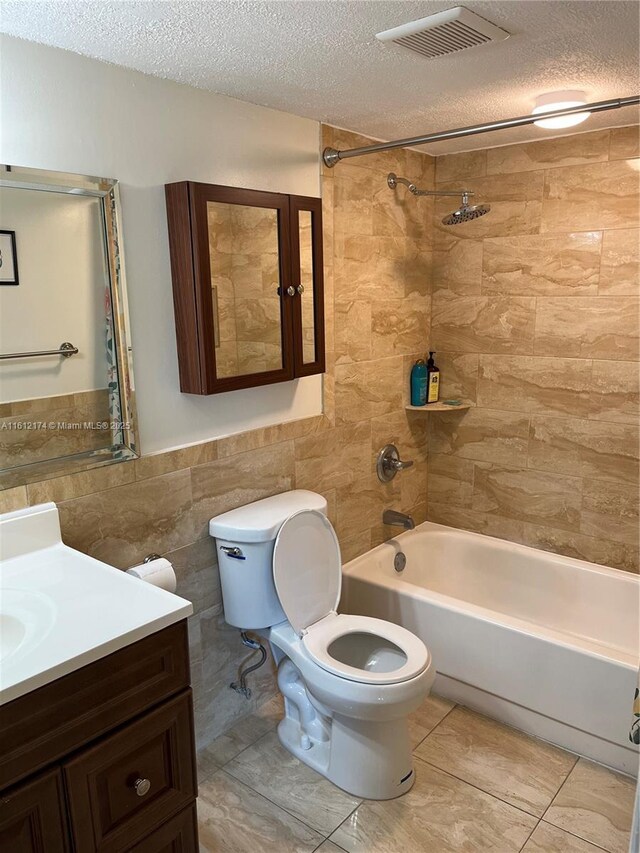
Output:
top-left (405, 400), bottom-right (474, 413)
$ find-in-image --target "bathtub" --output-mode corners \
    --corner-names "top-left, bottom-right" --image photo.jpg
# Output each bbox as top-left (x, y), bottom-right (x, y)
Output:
top-left (341, 521), bottom-right (640, 776)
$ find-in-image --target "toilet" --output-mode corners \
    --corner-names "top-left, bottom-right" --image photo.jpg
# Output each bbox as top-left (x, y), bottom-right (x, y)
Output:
top-left (209, 490), bottom-right (434, 800)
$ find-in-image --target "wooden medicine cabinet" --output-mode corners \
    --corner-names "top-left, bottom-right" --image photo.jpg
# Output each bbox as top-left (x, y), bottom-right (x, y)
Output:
top-left (165, 182), bottom-right (325, 395)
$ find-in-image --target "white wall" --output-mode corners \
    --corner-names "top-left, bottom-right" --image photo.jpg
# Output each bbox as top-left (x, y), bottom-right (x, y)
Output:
top-left (0, 187), bottom-right (108, 402)
top-left (0, 36), bottom-right (322, 452)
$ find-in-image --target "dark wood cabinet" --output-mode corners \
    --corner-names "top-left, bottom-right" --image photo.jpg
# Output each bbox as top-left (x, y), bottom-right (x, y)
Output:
top-left (0, 622), bottom-right (198, 853)
top-left (165, 181), bottom-right (325, 395)
top-left (0, 770), bottom-right (69, 853)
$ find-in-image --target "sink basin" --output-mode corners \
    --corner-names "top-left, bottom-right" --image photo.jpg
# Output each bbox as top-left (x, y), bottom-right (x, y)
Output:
top-left (1, 502), bottom-right (192, 704)
top-left (0, 588), bottom-right (57, 664)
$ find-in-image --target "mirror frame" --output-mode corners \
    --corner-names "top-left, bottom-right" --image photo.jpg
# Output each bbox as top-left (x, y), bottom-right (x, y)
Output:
top-left (0, 164), bottom-right (138, 489)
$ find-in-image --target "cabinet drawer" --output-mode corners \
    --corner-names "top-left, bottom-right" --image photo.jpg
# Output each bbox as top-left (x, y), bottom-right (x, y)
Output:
top-left (64, 691), bottom-right (196, 852)
top-left (128, 805), bottom-right (198, 853)
top-left (0, 769), bottom-right (69, 853)
top-left (1, 621), bottom-right (190, 790)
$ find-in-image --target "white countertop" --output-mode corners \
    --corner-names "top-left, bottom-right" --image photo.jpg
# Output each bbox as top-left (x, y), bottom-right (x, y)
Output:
top-left (0, 503), bottom-right (193, 705)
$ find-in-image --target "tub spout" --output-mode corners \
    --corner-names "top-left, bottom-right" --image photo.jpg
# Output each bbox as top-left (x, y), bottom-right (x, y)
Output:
top-left (382, 509), bottom-right (415, 530)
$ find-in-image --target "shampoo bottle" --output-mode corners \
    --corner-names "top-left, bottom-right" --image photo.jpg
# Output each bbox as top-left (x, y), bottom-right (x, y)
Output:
top-left (426, 351), bottom-right (440, 403)
top-left (410, 359), bottom-right (427, 406)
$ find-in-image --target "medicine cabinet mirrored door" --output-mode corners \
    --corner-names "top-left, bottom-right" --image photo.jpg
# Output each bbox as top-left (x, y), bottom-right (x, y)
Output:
top-left (165, 182), bottom-right (324, 395)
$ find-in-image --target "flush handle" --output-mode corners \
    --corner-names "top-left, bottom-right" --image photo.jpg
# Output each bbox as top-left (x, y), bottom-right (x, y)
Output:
top-left (220, 546), bottom-right (246, 560)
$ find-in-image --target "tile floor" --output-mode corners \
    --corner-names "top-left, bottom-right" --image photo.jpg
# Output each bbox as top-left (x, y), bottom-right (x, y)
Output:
top-left (196, 693), bottom-right (637, 853)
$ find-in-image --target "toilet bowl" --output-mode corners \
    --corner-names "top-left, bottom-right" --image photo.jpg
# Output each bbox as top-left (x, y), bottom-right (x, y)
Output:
top-left (209, 491), bottom-right (434, 800)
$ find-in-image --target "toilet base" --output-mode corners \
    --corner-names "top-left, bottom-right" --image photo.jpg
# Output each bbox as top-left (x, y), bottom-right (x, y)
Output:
top-left (277, 698), bottom-right (415, 800)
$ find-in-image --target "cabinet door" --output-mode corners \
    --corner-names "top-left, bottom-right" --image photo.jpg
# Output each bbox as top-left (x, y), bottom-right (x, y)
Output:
top-left (0, 769), bottom-right (69, 853)
top-left (64, 692), bottom-right (196, 852)
top-left (166, 181), bottom-right (295, 394)
top-left (127, 805), bottom-right (198, 853)
top-left (290, 196), bottom-right (325, 377)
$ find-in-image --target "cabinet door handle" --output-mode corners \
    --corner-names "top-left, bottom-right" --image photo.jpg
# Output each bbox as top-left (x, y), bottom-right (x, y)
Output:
top-left (286, 286), bottom-right (296, 296)
top-left (134, 777), bottom-right (151, 797)
top-left (296, 284), bottom-right (305, 295)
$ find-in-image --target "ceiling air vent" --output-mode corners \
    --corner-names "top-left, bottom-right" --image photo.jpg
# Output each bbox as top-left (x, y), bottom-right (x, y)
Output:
top-left (376, 6), bottom-right (510, 60)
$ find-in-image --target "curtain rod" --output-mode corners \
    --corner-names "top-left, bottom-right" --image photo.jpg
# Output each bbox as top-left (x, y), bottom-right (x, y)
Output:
top-left (322, 96), bottom-right (640, 167)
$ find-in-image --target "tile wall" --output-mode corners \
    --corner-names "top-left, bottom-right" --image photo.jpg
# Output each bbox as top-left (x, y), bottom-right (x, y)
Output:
top-left (0, 124), bottom-right (434, 744)
top-left (428, 125), bottom-right (639, 572)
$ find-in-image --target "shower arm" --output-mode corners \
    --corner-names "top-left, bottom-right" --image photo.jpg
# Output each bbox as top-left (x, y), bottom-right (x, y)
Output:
top-left (323, 95), bottom-right (640, 167)
top-left (388, 173), bottom-right (472, 201)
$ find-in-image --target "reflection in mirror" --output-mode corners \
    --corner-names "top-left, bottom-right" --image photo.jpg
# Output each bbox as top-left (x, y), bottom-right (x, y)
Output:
top-left (298, 210), bottom-right (316, 364)
top-left (207, 201), bottom-right (283, 378)
top-left (0, 166), bottom-right (137, 488)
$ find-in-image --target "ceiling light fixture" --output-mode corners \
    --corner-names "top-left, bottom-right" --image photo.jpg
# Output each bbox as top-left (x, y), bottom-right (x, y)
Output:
top-left (532, 90), bottom-right (591, 129)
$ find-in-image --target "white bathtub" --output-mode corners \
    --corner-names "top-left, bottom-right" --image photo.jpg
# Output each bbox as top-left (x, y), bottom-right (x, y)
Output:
top-left (341, 521), bottom-right (640, 776)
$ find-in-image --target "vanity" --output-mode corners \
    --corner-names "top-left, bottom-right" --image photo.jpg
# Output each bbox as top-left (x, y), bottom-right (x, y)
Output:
top-left (0, 504), bottom-right (197, 852)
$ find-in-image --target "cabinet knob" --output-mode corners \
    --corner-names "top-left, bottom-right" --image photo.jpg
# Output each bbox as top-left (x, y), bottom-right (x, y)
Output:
top-left (296, 284), bottom-right (305, 295)
top-left (286, 286), bottom-right (296, 297)
top-left (134, 777), bottom-right (151, 797)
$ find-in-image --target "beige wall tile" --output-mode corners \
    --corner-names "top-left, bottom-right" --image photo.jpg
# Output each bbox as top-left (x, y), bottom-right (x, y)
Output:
top-left (599, 228), bottom-right (639, 295)
top-left (432, 292), bottom-right (536, 354)
top-left (166, 537), bottom-right (220, 615)
top-left (542, 159), bottom-right (640, 232)
top-left (433, 352), bottom-right (479, 402)
top-left (528, 415), bottom-right (639, 484)
top-left (487, 130), bottom-right (610, 175)
top-left (473, 465), bottom-right (582, 532)
top-left (335, 356), bottom-right (404, 423)
top-left (534, 297), bottom-right (639, 360)
top-left (435, 171), bottom-right (544, 242)
top-left (433, 239), bottom-right (483, 294)
top-left (435, 150), bottom-right (487, 184)
top-left (482, 232), bottom-right (601, 296)
top-left (477, 355), bottom-right (592, 418)
top-left (334, 235), bottom-right (406, 301)
top-left (335, 472), bottom-right (400, 539)
top-left (403, 239), bottom-right (432, 296)
top-left (609, 125), bottom-right (640, 161)
top-left (135, 441), bottom-right (218, 480)
top-left (371, 293), bottom-right (430, 358)
top-left (57, 469), bottom-right (195, 569)
top-left (27, 461), bottom-right (136, 505)
top-left (216, 416), bottom-right (324, 458)
top-left (334, 300), bottom-right (372, 363)
top-left (333, 169), bottom-right (373, 237)
top-left (340, 529), bottom-right (372, 564)
top-left (590, 360), bottom-right (639, 424)
top-left (581, 477), bottom-right (639, 547)
top-left (427, 454), bottom-right (476, 508)
top-left (427, 502), bottom-right (527, 544)
top-left (429, 407), bottom-right (530, 465)
top-left (0, 485), bottom-right (28, 513)
top-left (191, 442), bottom-right (295, 538)
top-left (371, 410), bottom-right (428, 459)
top-left (522, 523), bottom-right (639, 573)
top-left (294, 421), bottom-right (371, 492)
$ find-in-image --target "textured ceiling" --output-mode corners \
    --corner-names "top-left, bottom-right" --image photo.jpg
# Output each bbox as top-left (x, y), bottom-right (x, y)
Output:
top-left (2, 1), bottom-right (639, 154)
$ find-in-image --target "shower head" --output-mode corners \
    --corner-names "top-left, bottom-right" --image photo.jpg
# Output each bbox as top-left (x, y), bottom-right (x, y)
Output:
top-left (387, 173), bottom-right (490, 226)
top-left (442, 193), bottom-right (491, 226)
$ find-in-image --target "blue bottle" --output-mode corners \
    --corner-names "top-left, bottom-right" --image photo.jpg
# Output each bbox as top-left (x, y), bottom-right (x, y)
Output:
top-left (410, 359), bottom-right (427, 406)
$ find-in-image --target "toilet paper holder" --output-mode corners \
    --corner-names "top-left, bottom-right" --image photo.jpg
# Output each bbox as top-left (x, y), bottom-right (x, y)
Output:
top-left (143, 553), bottom-right (162, 563)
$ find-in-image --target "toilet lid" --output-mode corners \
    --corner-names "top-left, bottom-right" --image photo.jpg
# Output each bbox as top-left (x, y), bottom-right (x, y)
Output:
top-left (273, 509), bottom-right (342, 636)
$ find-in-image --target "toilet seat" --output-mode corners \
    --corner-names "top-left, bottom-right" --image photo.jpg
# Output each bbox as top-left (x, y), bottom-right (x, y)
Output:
top-left (273, 510), bottom-right (429, 686)
top-left (302, 612), bottom-right (430, 685)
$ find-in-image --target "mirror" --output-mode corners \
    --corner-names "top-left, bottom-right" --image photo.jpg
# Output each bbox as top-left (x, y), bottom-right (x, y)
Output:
top-left (207, 201), bottom-right (284, 378)
top-left (0, 165), bottom-right (138, 489)
top-left (298, 209), bottom-right (316, 365)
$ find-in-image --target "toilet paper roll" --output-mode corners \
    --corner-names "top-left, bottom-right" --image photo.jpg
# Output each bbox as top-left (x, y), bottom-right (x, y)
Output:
top-left (126, 557), bottom-right (176, 593)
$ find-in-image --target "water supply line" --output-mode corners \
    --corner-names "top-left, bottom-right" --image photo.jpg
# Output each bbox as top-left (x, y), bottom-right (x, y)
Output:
top-left (230, 631), bottom-right (267, 699)
top-left (323, 96), bottom-right (640, 167)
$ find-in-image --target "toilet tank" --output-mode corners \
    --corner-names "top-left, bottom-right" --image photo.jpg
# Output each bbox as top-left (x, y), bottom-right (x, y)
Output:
top-left (209, 490), bottom-right (328, 629)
